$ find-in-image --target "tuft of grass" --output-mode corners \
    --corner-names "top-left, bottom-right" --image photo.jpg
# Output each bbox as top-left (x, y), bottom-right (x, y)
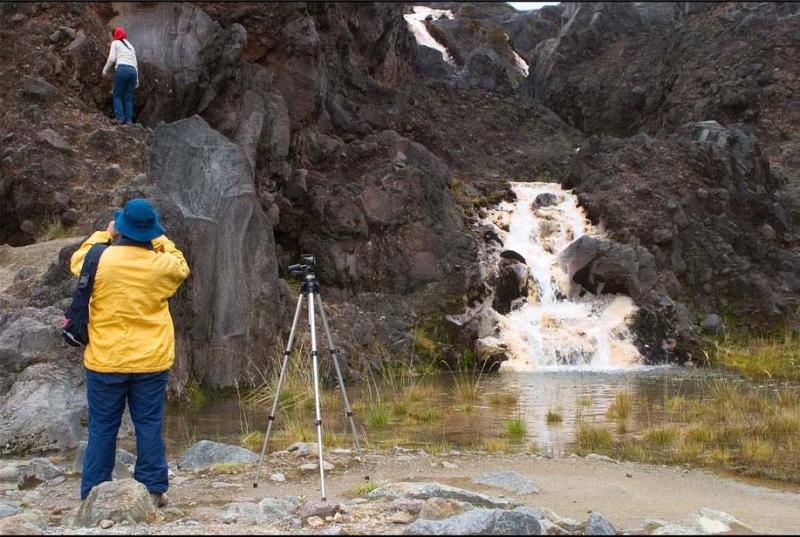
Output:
top-left (185, 380), bottom-right (208, 409)
top-left (36, 215), bottom-right (69, 242)
top-left (606, 391), bottom-right (632, 421)
top-left (503, 417), bottom-right (527, 442)
top-left (427, 441), bottom-right (453, 455)
top-left (740, 438), bottom-right (775, 465)
top-left (576, 422), bottom-right (613, 453)
top-left (686, 425), bottom-right (714, 444)
top-left (367, 405), bottom-right (390, 429)
top-left (240, 431), bottom-right (264, 452)
top-left (411, 407), bottom-right (442, 423)
top-left (351, 481), bottom-right (380, 497)
top-left (283, 418), bottom-right (312, 443)
top-left (322, 431), bottom-right (348, 448)
top-left (392, 400), bottom-right (409, 417)
top-left (545, 409), bottom-right (563, 425)
top-left (488, 391), bottom-right (519, 408)
top-left (483, 438), bottom-right (515, 454)
top-left (213, 463), bottom-right (247, 474)
top-left (644, 426), bottom-right (680, 448)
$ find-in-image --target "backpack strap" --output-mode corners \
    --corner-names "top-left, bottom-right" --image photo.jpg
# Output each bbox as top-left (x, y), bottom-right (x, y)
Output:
top-left (77, 243), bottom-right (110, 296)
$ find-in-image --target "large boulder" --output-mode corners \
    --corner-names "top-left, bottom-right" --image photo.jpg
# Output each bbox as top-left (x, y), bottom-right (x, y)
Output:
top-left (405, 508), bottom-right (543, 535)
top-left (558, 235), bottom-right (657, 300)
top-left (0, 361), bottom-right (86, 455)
top-left (73, 479), bottom-right (157, 527)
top-left (491, 255), bottom-right (531, 314)
top-left (0, 307), bottom-right (67, 382)
top-left (176, 440), bottom-right (259, 471)
top-left (149, 116), bottom-right (286, 389)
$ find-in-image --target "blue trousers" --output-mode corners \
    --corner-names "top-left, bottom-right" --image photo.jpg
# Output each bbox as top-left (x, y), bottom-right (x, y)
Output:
top-left (112, 64), bottom-right (137, 124)
top-left (81, 369), bottom-right (169, 500)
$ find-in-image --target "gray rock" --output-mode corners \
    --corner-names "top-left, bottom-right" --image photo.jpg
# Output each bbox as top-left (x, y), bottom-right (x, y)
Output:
top-left (220, 502), bottom-right (260, 524)
top-left (37, 129), bottom-right (73, 153)
top-left (299, 501), bottom-right (339, 520)
top-left (584, 454), bottom-right (619, 464)
top-left (418, 498), bottom-right (474, 520)
top-left (585, 512), bottom-right (616, 535)
top-left (0, 306), bottom-right (66, 373)
top-left (0, 465), bottom-right (19, 491)
top-left (287, 442), bottom-right (318, 457)
top-left (700, 314), bottom-right (723, 334)
top-left (74, 479), bottom-right (157, 527)
top-left (270, 472), bottom-right (286, 483)
top-left (390, 499), bottom-right (426, 514)
top-left (534, 193), bottom-right (561, 208)
top-left (176, 440), bottom-right (258, 471)
top-left (18, 458), bottom-right (63, 489)
top-left (259, 497), bottom-right (298, 519)
top-left (0, 361), bottom-right (86, 455)
top-left (0, 510), bottom-right (48, 534)
top-left (472, 470), bottom-right (540, 495)
top-left (72, 441), bottom-right (136, 479)
top-left (405, 508), bottom-right (543, 535)
top-left (21, 76), bottom-right (57, 102)
top-left (150, 116), bottom-right (285, 388)
top-left (0, 501), bottom-right (20, 519)
top-left (368, 482), bottom-right (516, 509)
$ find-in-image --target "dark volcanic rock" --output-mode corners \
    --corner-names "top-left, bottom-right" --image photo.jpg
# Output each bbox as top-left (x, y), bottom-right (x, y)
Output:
top-left (149, 115), bottom-right (286, 389)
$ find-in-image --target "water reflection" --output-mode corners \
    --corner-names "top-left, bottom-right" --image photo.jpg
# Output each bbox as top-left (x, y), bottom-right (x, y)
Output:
top-left (155, 367), bottom-right (800, 458)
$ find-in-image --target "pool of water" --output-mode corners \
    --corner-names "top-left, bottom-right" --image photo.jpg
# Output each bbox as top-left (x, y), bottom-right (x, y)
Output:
top-left (153, 366), bottom-right (796, 456)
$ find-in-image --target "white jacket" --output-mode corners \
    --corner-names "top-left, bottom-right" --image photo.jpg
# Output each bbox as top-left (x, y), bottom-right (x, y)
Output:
top-left (102, 40), bottom-right (139, 85)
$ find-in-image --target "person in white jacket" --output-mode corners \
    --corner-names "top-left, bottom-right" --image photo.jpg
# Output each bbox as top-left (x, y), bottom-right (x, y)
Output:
top-left (102, 27), bottom-right (139, 125)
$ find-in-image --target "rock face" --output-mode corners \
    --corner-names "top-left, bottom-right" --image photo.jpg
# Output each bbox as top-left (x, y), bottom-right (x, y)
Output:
top-left (176, 440), bottom-right (259, 471)
top-left (0, 361), bottom-right (86, 455)
top-left (149, 116), bottom-right (286, 389)
top-left (73, 479), bottom-right (157, 527)
top-left (405, 508), bottom-right (543, 535)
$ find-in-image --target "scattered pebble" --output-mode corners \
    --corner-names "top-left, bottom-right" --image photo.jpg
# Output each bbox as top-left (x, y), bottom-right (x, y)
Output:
top-left (389, 510), bottom-right (414, 524)
top-left (98, 519), bottom-right (114, 529)
top-left (307, 515), bottom-right (325, 528)
top-left (442, 461), bottom-right (458, 469)
top-left (270, 473), bottom-right (286, 483)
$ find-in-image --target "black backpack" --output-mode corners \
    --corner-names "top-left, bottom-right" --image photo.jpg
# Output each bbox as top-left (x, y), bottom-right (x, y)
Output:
top-left (62, 243), bottom-right (109, 347)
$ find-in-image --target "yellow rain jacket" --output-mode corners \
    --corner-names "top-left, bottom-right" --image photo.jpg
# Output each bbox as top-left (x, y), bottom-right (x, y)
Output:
top-left (70, 231), bottom-right (190, 373)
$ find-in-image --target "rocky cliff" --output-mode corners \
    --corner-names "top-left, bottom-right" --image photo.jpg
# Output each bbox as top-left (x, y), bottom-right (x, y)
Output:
top-left (1, 2), bottom-right (799, 452)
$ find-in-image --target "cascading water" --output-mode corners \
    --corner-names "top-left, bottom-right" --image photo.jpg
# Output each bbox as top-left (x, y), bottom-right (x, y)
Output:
top-left (487, 182), bottom-right (642, 371)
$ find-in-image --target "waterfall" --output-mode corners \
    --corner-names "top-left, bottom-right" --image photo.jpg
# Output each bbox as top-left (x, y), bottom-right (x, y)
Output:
top-left (403, 6), bottom-right (455, 64)
top-left (486, 182), bottom-right (642, 371)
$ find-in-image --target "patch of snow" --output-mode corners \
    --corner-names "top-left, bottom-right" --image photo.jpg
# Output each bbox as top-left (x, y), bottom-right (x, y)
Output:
top-left (403, 6), bottom-right (455, 64)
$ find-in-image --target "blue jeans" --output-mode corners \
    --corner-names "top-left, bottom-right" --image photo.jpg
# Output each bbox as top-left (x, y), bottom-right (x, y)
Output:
top-left (81, 369), bottom-right (169, 500)
top-left (112, 64), bottom-right (137, 124)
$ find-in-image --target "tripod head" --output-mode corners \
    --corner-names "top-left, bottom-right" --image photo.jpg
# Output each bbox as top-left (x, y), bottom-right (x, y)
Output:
top-left (288, 254), bottom-right (316, 281)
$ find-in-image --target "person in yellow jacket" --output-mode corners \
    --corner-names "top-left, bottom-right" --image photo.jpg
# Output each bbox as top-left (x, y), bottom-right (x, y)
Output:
top-left (71, 198), bottom-right (189, 506)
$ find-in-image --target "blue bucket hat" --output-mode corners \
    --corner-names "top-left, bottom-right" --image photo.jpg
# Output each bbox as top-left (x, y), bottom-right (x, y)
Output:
top-left (114, 198), bottom-right (165, 242)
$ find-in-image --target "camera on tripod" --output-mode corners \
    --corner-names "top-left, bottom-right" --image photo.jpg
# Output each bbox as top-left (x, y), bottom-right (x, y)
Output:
top-left (288, 254), bottom-right (316, 280)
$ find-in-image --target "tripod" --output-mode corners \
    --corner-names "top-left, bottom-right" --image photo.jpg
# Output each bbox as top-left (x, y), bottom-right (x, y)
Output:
top-left (252, 270), bottom-right (369, 501)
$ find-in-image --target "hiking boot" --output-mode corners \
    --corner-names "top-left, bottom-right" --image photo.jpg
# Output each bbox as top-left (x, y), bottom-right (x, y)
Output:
top-left (110, 118), bottom-right (121, 125)
top-left (150, 492), bottom-right (168, 508)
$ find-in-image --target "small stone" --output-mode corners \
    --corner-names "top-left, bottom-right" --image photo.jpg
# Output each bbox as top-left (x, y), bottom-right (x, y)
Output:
top-left (98, 519), bottom-right (114, 529)
top-left (390, 499), bottom-right (425, 514)
top-left (390, 510), bottom-right (414, 524)
top-left (176, 440), bottom-right (258, 471)
top-left (270, 472), bottom-right (286, 483)
top-left (104, 164), bottom-right (124, 182)
top-left (323, 461), bottom-right (334, 471)
top-left (299, 501), bottom-right (339, 520)
top-left (584, 454), bottom-right (619, 464)
top-left (19, 458), bottom-right (64, 489)
top-left (0, 501), bottom-right (21, 519)
top-left (418, 497), bottom-right (473, 520)
top-left (20, 220), bottom-right (36, 234)
top-left (37, 129), bottom-right (73, 152)
top-left (441, 461), bottom-right (458, 469)
top-left (333, 512), bottom-right (343, 523)
top-left (306, 515), bottom-right (324, 528)
top-left (472, 470), bottom-right (540, 495)
top-left (299, 463), bottom-right (318, 473)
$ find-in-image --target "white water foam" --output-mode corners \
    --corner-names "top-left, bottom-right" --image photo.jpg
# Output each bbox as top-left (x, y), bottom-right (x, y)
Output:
top-left (486, 182), bottom-right (643, 372)
top-left (403, 6), bottom-right (455, 64)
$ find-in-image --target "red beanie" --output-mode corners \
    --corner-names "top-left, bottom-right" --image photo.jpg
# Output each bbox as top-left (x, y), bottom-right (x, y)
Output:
top-left (113, 27), bottom-right (126, 40)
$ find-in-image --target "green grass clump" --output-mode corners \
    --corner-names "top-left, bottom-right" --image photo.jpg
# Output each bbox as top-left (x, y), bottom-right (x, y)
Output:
top-left (488, 391), bottom-right (519, 408)
top-left (185, 380), bottom-right (208, 409)
top-left (712, 332), bottom-right (800, 381)
top-left (367, 405), bottom-right (390, 429)
top-left (606, 391), bottom-right (632, 421)
top-left (545, 409), bottom-right (563, 425)
top-left (240, 431), bottom-right (264, 452)
top-left (644, 426), bottom-right (680, 448)
top-left (503, 417), bottom-right (527, 442)
top-left (576, 422), bottom-right (613, 453)
top-left (351, 481), bottom-right (380, 497)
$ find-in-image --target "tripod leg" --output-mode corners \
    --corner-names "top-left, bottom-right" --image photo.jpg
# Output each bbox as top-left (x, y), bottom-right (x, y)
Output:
top-left (316, 295), bottom-right (370, 482)
top-left (308, 291), bottom-right (327, 501)
top-left (253, 293), bottom-right (304, 488)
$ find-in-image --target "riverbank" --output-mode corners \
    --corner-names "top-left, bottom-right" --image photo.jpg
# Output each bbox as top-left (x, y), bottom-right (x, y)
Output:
top-left (2, 447), bottom-right (799, 534)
